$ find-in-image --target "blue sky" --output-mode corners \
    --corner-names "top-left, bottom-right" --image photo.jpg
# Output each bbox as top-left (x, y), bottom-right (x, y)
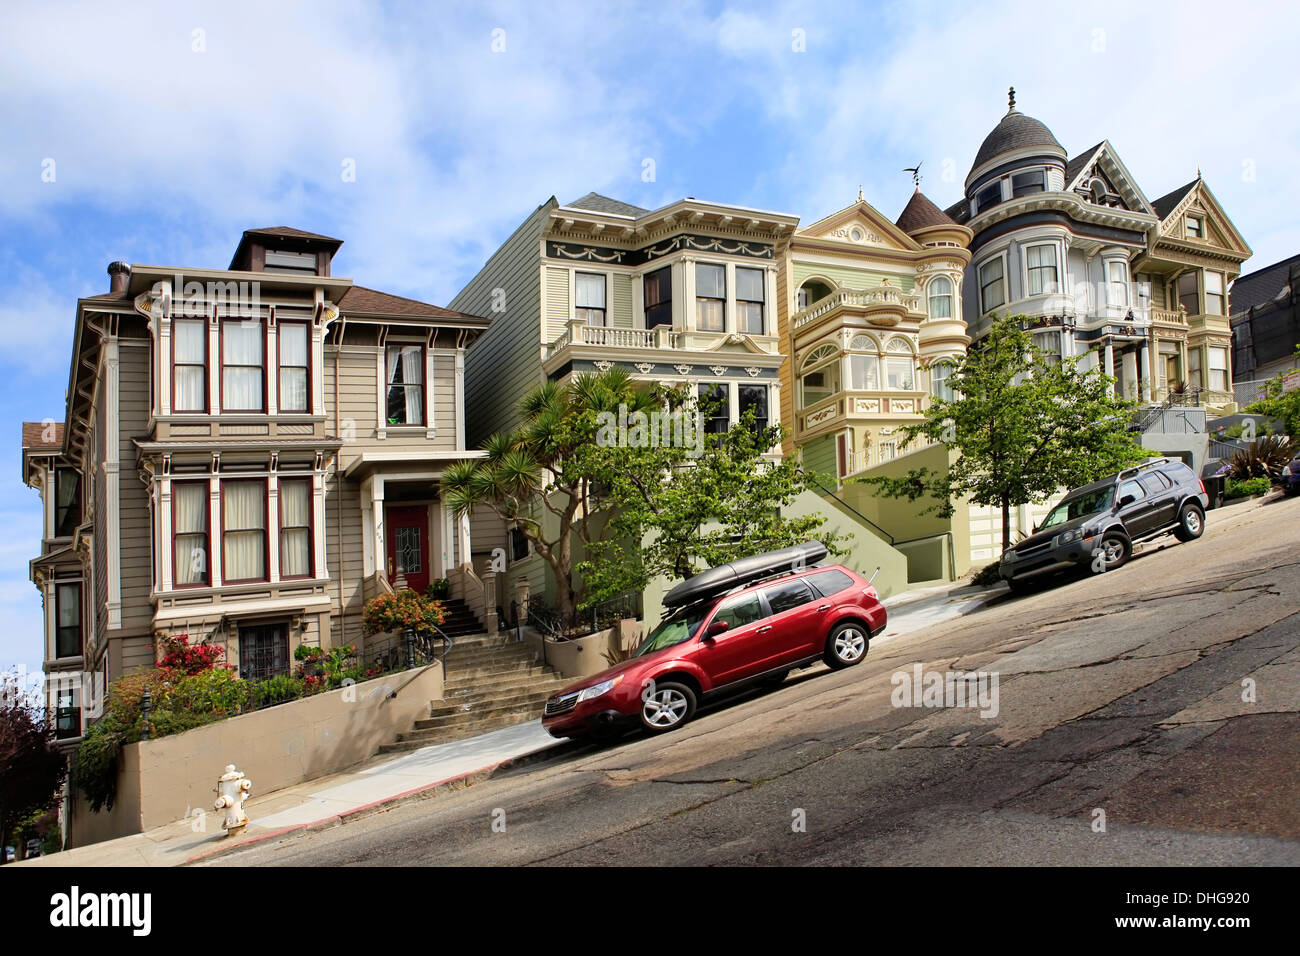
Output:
top-left (1, 0), bottom-right (1296, 678)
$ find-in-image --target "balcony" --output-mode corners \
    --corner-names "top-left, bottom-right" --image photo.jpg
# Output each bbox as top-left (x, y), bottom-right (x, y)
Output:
top-left (544, 318), bottom-right (782, 366)
top-left (1150, 307), bottom-right (1188, 328)
top-left (799, 389), bottom-right (926, 434)
top-left (792, 287), bottom-right (925, 334)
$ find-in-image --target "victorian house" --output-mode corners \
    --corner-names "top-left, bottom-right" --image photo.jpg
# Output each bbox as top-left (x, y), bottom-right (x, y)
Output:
top-left (22, 227), bottom-right (488, 746)
top-left (780, 188), bottom-right (972, 482)
top-left (946, 92), bottom-right (1250, 413)
top-left (450, 193), bottom-right (800, 611)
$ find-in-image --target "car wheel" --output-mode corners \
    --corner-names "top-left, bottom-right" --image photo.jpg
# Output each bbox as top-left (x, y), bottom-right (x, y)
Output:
top-left (1091, 533), bottom-right (1130, 574)
top-left (824, 621), bottom-right (868, 669)
top-left (1006, 576), bottom-right (1031, 595)
top-left (639, 681), bottom-right (696, 733)
top-left (1173, 502), bottom-right (1205, 542)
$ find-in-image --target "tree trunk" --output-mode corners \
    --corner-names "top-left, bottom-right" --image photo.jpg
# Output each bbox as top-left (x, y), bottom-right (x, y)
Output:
top-left (1001, 495), bottom-right (1012, 553)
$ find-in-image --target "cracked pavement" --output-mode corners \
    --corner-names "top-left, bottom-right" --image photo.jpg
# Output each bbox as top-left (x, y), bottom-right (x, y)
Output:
top-left (205, 495), bottom-right (1300, 867)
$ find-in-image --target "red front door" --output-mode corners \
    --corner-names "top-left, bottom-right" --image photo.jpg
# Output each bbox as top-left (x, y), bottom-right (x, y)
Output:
top-left (385, 505), bottom-right (430, 593)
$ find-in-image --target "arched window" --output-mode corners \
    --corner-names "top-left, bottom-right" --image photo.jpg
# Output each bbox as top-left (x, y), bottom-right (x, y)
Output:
top-left (847, 334), bottom-right (880, 391)
top-left (928, 276), bottom-right (953, 319)
top-left (885, 338), bottom-right (915, 390)
top-left (799, 344), bottom-right (840, 408)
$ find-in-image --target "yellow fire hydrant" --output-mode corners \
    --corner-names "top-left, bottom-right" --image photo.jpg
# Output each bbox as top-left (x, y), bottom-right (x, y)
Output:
top-left (214, 764), bottom-right (252, 837)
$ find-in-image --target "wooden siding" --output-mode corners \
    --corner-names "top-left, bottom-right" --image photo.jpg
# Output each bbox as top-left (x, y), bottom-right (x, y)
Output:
top-left (611, 272), bottom-right (633, 329)
top-left (543, 266), bottom-right (571, 345)
top-left (451, 201), bottom-right (550, 445)
top-left (118, 344), bottom-right (154, 635)
top-left (326, 468), bottom-right (366, 644)
top-left (792, 261), bottom-right (915, 294)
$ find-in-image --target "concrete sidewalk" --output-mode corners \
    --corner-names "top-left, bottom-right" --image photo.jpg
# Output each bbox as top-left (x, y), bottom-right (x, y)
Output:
top-left (20, 575), bottom-right (1000, 867)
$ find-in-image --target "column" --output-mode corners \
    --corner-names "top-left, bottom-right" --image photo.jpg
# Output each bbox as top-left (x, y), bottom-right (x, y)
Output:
top-left (1104, 340), bottom-right (1115, 396)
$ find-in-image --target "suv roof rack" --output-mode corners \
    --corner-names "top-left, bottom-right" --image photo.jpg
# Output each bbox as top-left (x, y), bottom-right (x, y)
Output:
top-left (663, 541), bottom-right (829, 609)
top-left (1118, 457), bottom-right (1174, 481)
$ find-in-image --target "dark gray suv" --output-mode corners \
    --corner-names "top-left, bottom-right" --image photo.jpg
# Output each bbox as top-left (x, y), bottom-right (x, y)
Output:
top-left (999, 457), bottom-right (1209, 593)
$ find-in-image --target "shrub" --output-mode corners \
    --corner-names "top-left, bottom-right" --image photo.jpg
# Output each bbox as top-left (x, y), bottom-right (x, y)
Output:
top-left (971, 560), bottom-right (1003, 588)
top-left (1225, 476), bottom-right (1272, 499)
top-left (1228, 436), bottom-right (1297, 482)
top-left (362, 590), bottom-right (446, 637)
top-left (157, 633), bottom-right (226, 675)
top-left (248, 674), bottom-right (304, 709)
top-left (426, 578), bottom-right (451, 600)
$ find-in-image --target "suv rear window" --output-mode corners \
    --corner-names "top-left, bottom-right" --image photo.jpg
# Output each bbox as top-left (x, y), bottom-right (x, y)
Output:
top-left (764, 579), bottom-right (816, 615)
top-left (806, 569), bottom-right (855, 598)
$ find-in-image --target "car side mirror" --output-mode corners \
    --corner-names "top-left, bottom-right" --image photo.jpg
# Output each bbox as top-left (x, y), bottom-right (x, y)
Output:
top-left (705, 619), bottom-right (730, 638)
top-left (1118, 494), bottom-right (1136, 508)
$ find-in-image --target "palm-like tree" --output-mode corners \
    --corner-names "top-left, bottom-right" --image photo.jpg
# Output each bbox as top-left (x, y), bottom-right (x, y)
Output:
top-left (441, 368), bottom-right (663, 628)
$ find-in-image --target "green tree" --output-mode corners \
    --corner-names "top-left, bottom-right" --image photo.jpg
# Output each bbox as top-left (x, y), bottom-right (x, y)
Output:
top-left (440, 368), bottom-right (667, 628)
top-left (580, 406), bottom-right (848, 603)
top-left (856, 314), bottom-right (1147, 553)
top-left (1, 672), bottom-right (66, 859)
top-left (1243, 346), bottom-right (1300, 437)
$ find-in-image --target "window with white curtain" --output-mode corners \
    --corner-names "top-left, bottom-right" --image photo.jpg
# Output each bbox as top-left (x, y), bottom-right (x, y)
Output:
top-left (930, 362), bottom-right (955, 402)
top-left (279, 479), bottom-right (312, 578)
top-left (173, 481), bottom-right (209, 586)
top-left (279, 323), bottom-right (309, 412)
top-left (886, 357), bottom-right (915, 390)
top-left (386, 345), bottom-right (425, 425)
top-left (222, 480), bottom-right (266, 582)
top-left (1026, 244), bottom-right (1058, 296)
top-left (222, 319), bottom-right (264, 411)
top-left (1204, 272), bottom-right (1225, 315)
top-left (696, 263), bottom-right (725, 332)
top-left (1108, 261), bottom-right (1129, 306)
top-left (979, 258), bottom-right (1005, 312)
top-left (55, 582), bottom-right (81, 658)
top-left (575, 273), bottom-right (607, 326)
top-left (736, 267), bottom-right (765, 334)
top-left (928, 276), bottom-right (952, 319)
top-left (173, 319), bottom-right (207, 412)
top-left (1208, 347), bottom-right (1228, 391)
top-left (849, 354), bottom-right (879, 390)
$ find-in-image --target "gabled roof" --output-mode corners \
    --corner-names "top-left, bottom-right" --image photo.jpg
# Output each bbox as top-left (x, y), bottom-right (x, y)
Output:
top-left (337, 285), bottom-right (485, 322)
top-left (895, 189), bottom-right (959, 233)
top-left (563, 192), bottom-right (649, 217)
top-left (22, 421), bottom-right (64, 450)
top-left (1230, 253), bottom-right (1300, 315)
top-left (1064, 142), bottom-right (1105, 188)
top-left (1061, 140), bottom-right (1154, 216)
top-left (1150, 180), bottom-right (1198, 220)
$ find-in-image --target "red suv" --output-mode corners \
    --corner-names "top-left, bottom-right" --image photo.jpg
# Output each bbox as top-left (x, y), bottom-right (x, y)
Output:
top-left (541, 544), bottom-right (887, 739)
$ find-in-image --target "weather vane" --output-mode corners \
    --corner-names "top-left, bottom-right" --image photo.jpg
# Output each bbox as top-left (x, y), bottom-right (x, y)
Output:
top-left (903, 162), bottom-right (923, 188)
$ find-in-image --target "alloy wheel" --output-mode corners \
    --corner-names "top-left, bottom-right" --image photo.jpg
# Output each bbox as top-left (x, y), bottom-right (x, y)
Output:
top-left (642, 687), bottom-right (689, 728)
top-left (834, 626), bottom-right (866, 662)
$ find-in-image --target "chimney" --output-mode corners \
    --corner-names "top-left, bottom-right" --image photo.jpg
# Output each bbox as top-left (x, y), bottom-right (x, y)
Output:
top-left (107, 261), bottom-right (131, 296)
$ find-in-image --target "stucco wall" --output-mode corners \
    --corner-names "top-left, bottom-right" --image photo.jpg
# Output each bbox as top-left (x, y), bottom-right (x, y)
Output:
top-left (67, 665), bottom-right (443, 847)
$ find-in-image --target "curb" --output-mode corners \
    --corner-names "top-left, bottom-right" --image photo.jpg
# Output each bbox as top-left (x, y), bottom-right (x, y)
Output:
top-left (183, 738), bottom-right (582, 865)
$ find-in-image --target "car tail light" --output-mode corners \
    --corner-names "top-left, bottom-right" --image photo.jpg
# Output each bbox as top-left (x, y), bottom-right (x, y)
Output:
top-left (862, 585), bottom-right (878, 600)
top-left (1198, 479), bottom-right (1206, 495)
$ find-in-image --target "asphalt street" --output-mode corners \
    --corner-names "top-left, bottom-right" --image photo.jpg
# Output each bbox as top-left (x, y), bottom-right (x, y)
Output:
top-left (205, 494), bottom-right (1300, 866)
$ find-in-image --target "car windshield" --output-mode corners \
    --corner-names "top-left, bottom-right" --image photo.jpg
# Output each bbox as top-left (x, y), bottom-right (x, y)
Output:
top-left (635, 604), bottom-right (710, 657)
top-left (1040, 486), bottom-right (1115, 529)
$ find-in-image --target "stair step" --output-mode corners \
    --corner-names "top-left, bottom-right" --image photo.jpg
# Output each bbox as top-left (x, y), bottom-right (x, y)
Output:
top-left (411, 698), bottom-right (551, 732)
top-left (426, 688), bottom-right (558, 720)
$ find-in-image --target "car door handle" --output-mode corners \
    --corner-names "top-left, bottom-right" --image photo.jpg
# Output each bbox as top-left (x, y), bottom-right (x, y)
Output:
top-left (817, 604), bottom-right (830, 612)
top-left (756, 625), bottom-right (772, 633)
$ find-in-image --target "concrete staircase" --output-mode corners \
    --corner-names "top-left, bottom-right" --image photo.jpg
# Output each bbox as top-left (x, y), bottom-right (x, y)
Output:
top-left (377, 633), bottom-right (571, 754)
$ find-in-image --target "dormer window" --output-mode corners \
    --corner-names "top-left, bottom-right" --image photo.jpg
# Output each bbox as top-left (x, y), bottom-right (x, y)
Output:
top-left (1185, 216), bottom-right (1203, 239)
top-left (975, 182), bottom-right (1003, 214)
top-left (263, 249), bottom-right (318, 275)
top-left (1011, 170), bottom-right (1045, 197)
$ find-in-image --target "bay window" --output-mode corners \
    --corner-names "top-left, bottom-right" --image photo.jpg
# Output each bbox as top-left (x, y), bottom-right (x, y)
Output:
top-left (696, 263), bottom-right (725, 332)
top-left (576, 272), bottom-right (607, 326)
top-left (279, 323), bottom-right (310, 412)
top-left (644, 267), bottom-right (672, 329)
top-left (886, 356), bottom-right (915, 390)
top-left (172, 481), bottom-right (209, 586)
top-left (979, 258), bottom-right (1005, 312)
top-left (54, 467), bottom-right (79, 538)
top-left (848, 354), bottom-right (879, 391)
top-left (1208, 347), bottom-right (1228, 391)
top-left (279, 478), bottom-right (313, 579)
top-left (1026, 244), bottom-right (1058, 296)
top-left (385, 345), bottom-right (424, 425)
top-left (1187, 347), bottom-right (1203, 388)
top-left (801, 363), bottom-right (839, 408)
top-left (1177, 272), bottom-right (1199, 315)
top-left (975, 182), bottom-right (1002, 214)
top-left (222, 319), bottom-right (265, 411)
top-left (55, 582), bottom-right (81, 658)
top-left (1012, 170), bottom-right (1045, 197)
top-left (930, 362), bottom-right (955, 402)
top-left (739, 385), bottom-right (768, 434)
top-left (736, 267), bottom-right (765, 335)
top-left (173, 318), bottom-right (207, 412)
top-left (928, 276), bottom-right (953, 319)
top-left (1204, 272), bottom-right (1224, 315)
top-left (698, 383), bottom-right (729, 439)
top-left (1108, 261), bottom-right (1129, 306)
top-left (222, 480), bottom-right (266, 583)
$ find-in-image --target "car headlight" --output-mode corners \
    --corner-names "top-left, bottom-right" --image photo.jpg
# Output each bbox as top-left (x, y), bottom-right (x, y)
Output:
top-left (1284, 464), bottom-right (1293, 476)
top-left (1001, 550), bottom-right (1016, 563)
top-left (1058, 529), bottom-right (1078, 544)
top-left (576, 675), bottom-right (623, 702)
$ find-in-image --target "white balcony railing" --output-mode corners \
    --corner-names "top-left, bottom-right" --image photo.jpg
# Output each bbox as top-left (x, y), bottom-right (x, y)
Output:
top-left (546, 318), bottom-right (781, 360)
top-left (793, 287), bottom-right (924, 331)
